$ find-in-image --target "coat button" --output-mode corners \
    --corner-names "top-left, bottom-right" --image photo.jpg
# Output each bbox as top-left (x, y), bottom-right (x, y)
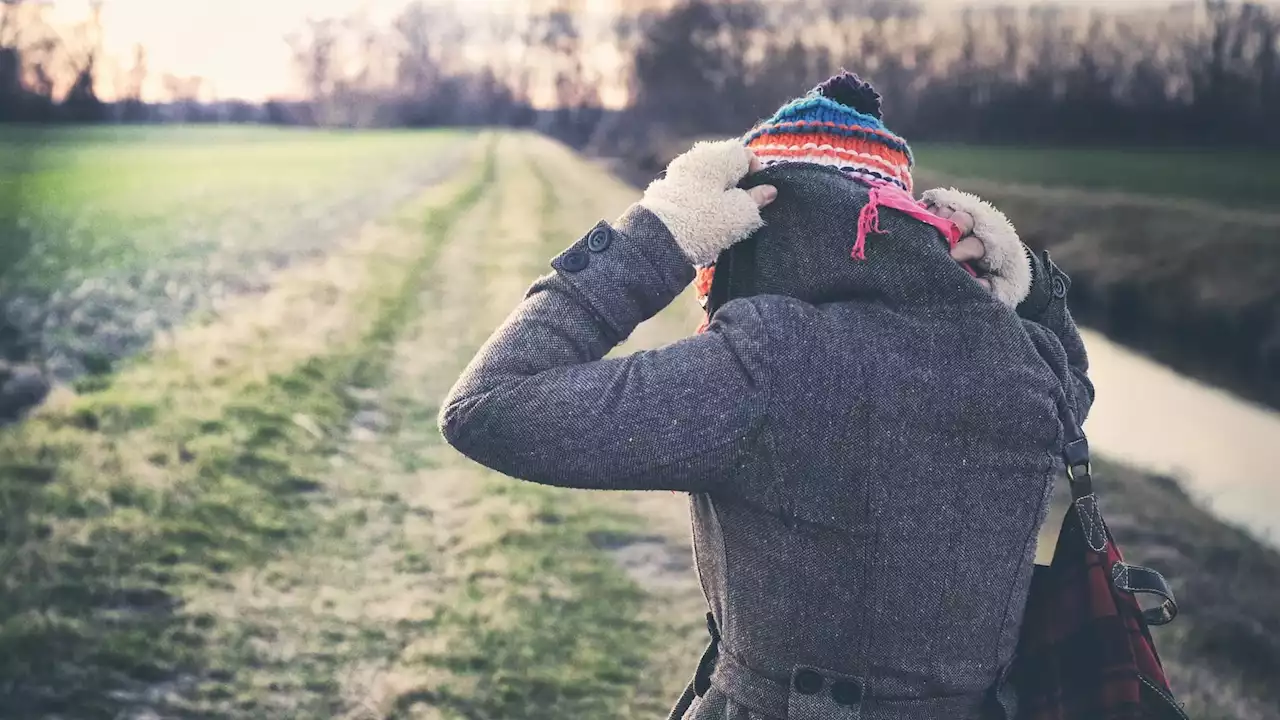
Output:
top-left (831, 681), bottom-right (862, 706)
top-left (793, 669), bottom-right (823, 695)
top-left (587, 227), bottom-right (612, 252)
top-left (561, 249), bottom-right (589, 272)
top-left (1051, 274), bottom-right (1068, 299)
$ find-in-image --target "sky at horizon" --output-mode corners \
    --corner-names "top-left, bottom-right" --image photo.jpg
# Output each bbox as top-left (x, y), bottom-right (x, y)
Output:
top-left (44, 0), bottom-right (1189, 103)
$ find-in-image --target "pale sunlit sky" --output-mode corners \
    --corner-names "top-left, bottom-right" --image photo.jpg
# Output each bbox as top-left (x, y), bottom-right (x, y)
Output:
top-left (53, 0), bottom-right (491, 102)
top-left (52, 0), bottom-right (1173, 103)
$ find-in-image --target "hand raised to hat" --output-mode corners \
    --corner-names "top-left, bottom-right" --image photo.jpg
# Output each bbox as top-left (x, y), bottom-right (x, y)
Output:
top-left (640, 139), bottom-right (779, 266)
top-left (920, 188), bottom-right (1033, 308)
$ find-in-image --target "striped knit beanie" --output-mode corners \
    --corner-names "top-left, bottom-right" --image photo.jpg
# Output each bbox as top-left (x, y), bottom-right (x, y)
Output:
top-left (743, 72), bottom-right (914, 193)
top-left (691, 73), bottom-right (949, 333)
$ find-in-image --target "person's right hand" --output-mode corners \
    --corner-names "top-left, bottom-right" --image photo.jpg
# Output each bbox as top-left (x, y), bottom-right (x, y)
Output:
top-left (640, 139), bottom-right (778, 266)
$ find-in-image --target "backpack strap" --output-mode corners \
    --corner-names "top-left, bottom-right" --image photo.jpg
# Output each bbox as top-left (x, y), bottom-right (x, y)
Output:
top-left (1059, 412), bottom-right (1108, 554)
top-left (1059, 407), bottom-right (1178, 627)
top-left (666, 612), bottom-right (722, 720)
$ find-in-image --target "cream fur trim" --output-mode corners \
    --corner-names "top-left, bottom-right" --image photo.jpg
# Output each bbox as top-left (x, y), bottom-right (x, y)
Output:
top-left (640, 140), bottom-right (766, 266)
top-left (920, 187), bottom-right (1031, 307)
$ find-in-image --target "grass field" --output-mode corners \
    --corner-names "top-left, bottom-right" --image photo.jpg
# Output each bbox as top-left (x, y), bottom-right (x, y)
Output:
top-left (0, 127), bottom-right (1276, 719)
top-left (0, 126), bottom-right (456, 288)
top-left (910, 143), bottom-right (1280, 212)
top-left (0, 126), bottom-right (464, 381)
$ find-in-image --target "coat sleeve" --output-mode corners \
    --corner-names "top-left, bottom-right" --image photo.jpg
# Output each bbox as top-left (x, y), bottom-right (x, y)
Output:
top-left (1017, 248), bottom-right (1094, 424)
top-left (438, 204), bottom-right (770, 493)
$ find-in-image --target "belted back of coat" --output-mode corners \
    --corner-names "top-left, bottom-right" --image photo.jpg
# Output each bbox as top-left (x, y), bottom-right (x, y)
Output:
top-left (684, 164), bottom-right (1067, 719)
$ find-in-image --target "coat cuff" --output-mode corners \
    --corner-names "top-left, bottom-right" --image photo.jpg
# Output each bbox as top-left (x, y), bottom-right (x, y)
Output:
top-left (1016, 247), bottom-right (1071, 321)
top-left (548, 203), bottom-right (695, 341)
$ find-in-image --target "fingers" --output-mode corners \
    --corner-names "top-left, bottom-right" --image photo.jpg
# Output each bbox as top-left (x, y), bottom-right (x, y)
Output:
top-left (667, 139), bottom-right (753, 190)
top-left (747, 184), bottom-right (778, 208)
top-left (744, 150), bottom-right (774, 207)
top-left (949, 210), bottom-right (975, 237)
top-left (950, 235), bottom-right (986, 263)
top-left (925, 203), bottom-right (974, 238)
top-left (976, 277), bottom-right (993, 292)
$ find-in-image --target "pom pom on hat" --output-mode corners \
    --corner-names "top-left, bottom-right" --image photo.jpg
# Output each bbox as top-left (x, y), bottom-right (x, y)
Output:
top-left (813, 72), bottom-right (883, 120)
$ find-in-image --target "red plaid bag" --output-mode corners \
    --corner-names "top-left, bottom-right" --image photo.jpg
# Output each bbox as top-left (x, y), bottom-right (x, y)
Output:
top-left (1011, 422), bottom-right (1188, 720)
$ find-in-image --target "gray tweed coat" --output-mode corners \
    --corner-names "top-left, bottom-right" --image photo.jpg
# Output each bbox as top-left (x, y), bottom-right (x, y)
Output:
top-left (439, 164), bottom-right (1092, 720)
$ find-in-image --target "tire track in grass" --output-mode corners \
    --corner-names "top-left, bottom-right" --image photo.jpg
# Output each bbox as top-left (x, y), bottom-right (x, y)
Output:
top-left (124, 141), bottom-right (500, 720)
top-left (355, 133), bottom-right (658, 720)
top-left (0, 137), bottom-right (491, 719)
top-left (524, 136), bottom-right (717, 718)
top-left (174, 133), bottom-right (552, 720)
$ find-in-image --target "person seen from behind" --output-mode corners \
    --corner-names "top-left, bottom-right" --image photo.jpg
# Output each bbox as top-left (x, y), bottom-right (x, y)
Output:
top-left (438, 72), bottom-right (1091, 720)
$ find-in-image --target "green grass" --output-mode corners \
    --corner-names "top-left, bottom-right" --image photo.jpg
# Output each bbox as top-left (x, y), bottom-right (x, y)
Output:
top-left (0, 141), bottom-right (493, 719)
top-left (401, 481), bottom-right (657, 720)
top-left (390, 143), bottom-right (662, 719)
top-left (913, 143), bottom-right (1280, 210)
top-left (0, 125), bottom-right (454, 287)
top-left (5, 126), bottom-right (450, 212)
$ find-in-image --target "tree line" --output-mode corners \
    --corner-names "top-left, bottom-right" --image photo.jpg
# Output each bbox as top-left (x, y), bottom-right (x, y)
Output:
top-left (2, 0), bottom-right (1278, 151)
top-left (616, 0), bottom-right (1280, 151)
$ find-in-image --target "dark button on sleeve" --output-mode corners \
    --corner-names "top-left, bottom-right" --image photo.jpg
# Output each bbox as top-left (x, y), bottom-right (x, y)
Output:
top-left (793, 669), bottom-right (824, 695)
top-left (1051, 274), bottom-right (1068, 299)
top-left (586, 227), bottom-right (612, 252)
top-left (561, 249), bottom-right (589, 272)
top-left (830, 680), bottom-right (862, 706)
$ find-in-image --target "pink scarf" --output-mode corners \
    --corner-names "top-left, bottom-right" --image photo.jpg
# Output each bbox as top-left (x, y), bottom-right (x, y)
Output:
top-left (854, 181), bottom-right (976, 278)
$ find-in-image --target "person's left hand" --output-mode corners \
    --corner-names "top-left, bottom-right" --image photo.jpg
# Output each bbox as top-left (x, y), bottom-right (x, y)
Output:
top-left (921, 188), bottom-right (1032, 308)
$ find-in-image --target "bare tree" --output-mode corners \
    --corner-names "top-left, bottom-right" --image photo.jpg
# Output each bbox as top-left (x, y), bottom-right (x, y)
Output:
top-left (161, 72), bottom-right (203, 121)
top-left (115, 43), bottom-right (149, 121)
top-left (393, 1), bottom-right (440, 100)
top-left (57, 0), bottom-right (104, 122)
top-left (0, 0), bottom-right (62, 120)
top-left (287, 17), bottom-right (340, 126)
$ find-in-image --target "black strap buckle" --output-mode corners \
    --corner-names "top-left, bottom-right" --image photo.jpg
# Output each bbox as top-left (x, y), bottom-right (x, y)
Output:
top-left (1061, 424), bottom-right (1093, 500)
top-left (1112, 562), bottom-right (1179, 626)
